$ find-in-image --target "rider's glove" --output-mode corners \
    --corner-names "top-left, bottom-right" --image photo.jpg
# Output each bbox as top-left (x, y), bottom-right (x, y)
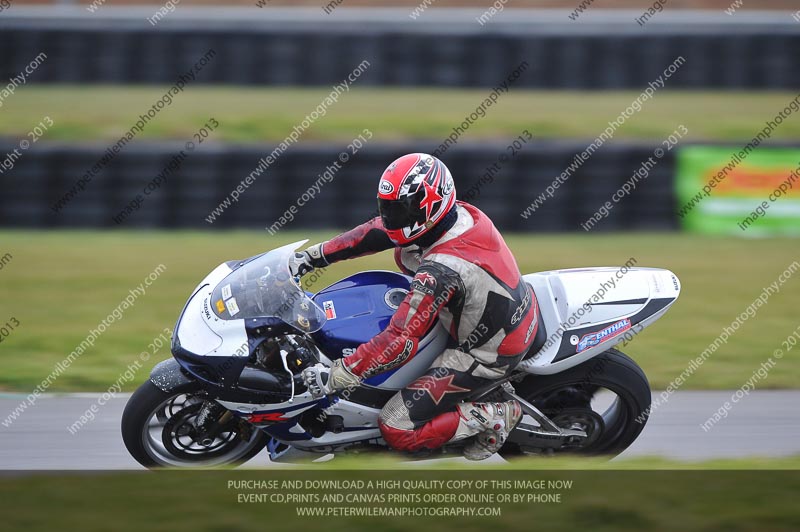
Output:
top-left (301, 360), bottom-right (361, 398)
top-left (289, 243), bottom-right (326, 279)
top-left (289, 252), bottom-right (315, 279)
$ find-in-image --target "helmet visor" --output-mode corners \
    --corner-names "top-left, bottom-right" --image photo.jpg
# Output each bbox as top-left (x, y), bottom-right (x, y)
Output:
top-left (378, 197), bottom-right (419, 230)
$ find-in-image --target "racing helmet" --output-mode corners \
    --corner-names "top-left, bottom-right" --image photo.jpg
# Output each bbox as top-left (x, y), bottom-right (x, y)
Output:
top-left (376, 153), bottom-right (456, 245)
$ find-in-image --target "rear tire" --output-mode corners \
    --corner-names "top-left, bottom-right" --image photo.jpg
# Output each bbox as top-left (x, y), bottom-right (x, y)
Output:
top-left (500, 349), bottom-right (651, 458)
top-left (121, 380), bottom-right (269, 469)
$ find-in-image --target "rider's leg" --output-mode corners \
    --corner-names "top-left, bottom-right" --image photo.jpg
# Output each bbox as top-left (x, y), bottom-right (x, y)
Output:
top-left (377, 349), bottom-right (522, 458)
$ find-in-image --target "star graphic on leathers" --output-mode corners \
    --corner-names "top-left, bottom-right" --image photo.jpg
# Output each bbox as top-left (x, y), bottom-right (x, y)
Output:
top-left (406, 374), bottom-right (470, 405)
top-left (416, 271), bottom-right (436, 287)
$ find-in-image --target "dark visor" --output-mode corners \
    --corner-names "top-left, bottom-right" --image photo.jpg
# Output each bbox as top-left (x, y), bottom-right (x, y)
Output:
top-left (378, 197), bottom-right (419, 230)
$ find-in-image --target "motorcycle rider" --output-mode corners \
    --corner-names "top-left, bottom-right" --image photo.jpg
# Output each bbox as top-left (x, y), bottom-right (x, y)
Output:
top-left (297, 153), bottom-right (539, 460)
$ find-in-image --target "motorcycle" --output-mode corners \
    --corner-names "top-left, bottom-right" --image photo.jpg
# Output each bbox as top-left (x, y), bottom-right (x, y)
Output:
top-left (121, 240), bottom-right (680, 468)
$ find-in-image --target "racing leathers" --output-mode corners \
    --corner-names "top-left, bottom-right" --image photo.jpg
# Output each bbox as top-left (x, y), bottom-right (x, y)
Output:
top-left (303, 202), bottom-right (538, 456)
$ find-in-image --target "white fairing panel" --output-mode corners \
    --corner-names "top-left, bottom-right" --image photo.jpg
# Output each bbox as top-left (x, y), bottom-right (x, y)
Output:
top-left (217, 395), bottom-right (383, 450)
top-left (519, 267), bottom-right (680, 374)
top-left (176, 262), bottom-right (249, 357)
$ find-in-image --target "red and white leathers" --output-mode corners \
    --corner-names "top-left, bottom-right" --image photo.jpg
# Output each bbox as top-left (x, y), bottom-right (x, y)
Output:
top-left (307, 201), bottom-right (538, 453)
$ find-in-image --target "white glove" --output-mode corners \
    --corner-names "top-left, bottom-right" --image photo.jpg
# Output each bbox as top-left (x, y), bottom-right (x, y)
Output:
top-left (289, 243), bottom-right (326, 279)
top-left (302, 363), bottom-right (332, 398)
top-left (301, 360), bottom-right (362, 398)
top-left (289, 251), bottom-right (315, 279)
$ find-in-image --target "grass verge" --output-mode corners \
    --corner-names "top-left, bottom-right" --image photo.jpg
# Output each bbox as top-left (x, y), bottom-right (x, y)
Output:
top-left (3, 87), bottom-right (799, 144)
top-left (0, 230), bottom-right (797, 391)
top-left (0, 457), bottom-right (798, 531)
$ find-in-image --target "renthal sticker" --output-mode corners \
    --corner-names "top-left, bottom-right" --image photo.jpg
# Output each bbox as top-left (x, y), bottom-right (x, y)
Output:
top-left (323, 300), bottom-right (337, 320)
top-left (378, 180), bottom-right (395, 195)
top-left (576, 319), bottom-right (632, 353)
top-left (225, 297), bottom-right (240, 317)
top-left (215, 299), bottom-right (226, 313)
top-left (221, 284), bottom-right (232, 300)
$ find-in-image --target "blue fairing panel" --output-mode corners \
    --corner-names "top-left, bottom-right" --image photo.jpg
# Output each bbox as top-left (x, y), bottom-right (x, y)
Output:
top-left (311, 271), bottom-right (411, 362)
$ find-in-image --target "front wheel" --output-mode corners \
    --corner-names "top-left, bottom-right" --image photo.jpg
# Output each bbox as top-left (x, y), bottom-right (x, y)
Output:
top-left (121, 380), bottom-right (269, 469)
top-left (501, 349), bottom-right (651, 459)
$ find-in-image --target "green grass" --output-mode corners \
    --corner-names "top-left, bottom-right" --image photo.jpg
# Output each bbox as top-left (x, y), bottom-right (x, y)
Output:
top-left (3, 87), bottom-right (799, 144)
top-left (1, 460), bottom-right (798, 531)
top-left (0, 230), bottom-right (797, 392)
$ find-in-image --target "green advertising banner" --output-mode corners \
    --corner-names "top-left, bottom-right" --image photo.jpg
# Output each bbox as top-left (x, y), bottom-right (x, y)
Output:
top-left (676, 146), bottom-right (800, 236)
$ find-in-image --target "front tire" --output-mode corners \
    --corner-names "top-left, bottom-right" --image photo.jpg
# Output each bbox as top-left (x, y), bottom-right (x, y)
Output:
top-left (121, 380), bottom-right (269, 469)
top-left (501, 349), bottom-right (651, 458)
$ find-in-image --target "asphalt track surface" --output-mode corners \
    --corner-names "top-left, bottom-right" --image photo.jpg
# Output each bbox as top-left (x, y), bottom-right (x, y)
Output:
top-left (0, 391), bottom-right (797, 470)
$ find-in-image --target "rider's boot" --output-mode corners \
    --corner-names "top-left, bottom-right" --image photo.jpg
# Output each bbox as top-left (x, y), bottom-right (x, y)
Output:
top-left (453, 400), bottom-right (522, 461)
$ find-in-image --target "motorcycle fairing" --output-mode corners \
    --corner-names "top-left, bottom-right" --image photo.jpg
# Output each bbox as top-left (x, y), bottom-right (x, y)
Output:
top-left (311, 271), bottom-right (449, 390)
top-left (520, 267), bottom-right (681, 374)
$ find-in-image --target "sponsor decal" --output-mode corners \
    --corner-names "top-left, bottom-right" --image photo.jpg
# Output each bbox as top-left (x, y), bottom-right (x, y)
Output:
top-left (416, 271), bottom-right (436, 287)
top-left (651, 274), bottom-right (664, 294)
top-left (225, 297), bottom-right (240, 317)
top-left (576, 319), bottom-right (632, 353)
top-left (342, 347), bottom-right (357, 356)
top-left (671, 275), bottom-right (680, 291)
top-left (203, 298), bottom-right (212, 319)
top-left (221, 284), bottom-right (232, 300)
top-left (378, 180), bottom-right (395, 195)
top-left (215, 299), bottom-right (226, 313)
top-left (511, 289), bottom-right (531, 325)
top-left (412, 271), bottom-right (437, 295)
top-left (443, 177), bottom-right (454, 195)
top-left (470, 408), bottom-right (488, 424)
top-left (524, 305), bottom-right (538, 343)
top-left (323, 300), bottom-right (337, 320)
top-left (248, 412), bottom-right (289, 423)
top-left (363, 339), bottom-right (414, 378)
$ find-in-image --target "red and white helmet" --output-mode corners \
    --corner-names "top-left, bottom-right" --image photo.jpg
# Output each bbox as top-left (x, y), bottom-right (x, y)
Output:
top-left (377, 153), bottom-right (456, 245)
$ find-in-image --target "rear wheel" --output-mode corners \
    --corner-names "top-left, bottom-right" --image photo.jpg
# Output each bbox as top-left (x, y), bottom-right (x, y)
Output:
top-left (500, 349), bottom-right (651, 458)
top-left (121, 381), bottom-right (269, 469)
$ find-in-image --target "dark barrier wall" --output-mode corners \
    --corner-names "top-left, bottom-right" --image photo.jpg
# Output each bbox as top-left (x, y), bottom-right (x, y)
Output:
top-left (0, 20), bottom-right (798, 89)
top-left (0, 141), bottom-right (676, 232)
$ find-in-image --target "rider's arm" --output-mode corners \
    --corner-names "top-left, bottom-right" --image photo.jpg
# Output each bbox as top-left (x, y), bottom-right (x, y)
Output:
top-left (340, 261), bottom-right (465, 380)
top-left (305, 217), bottom-right (395, 268)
